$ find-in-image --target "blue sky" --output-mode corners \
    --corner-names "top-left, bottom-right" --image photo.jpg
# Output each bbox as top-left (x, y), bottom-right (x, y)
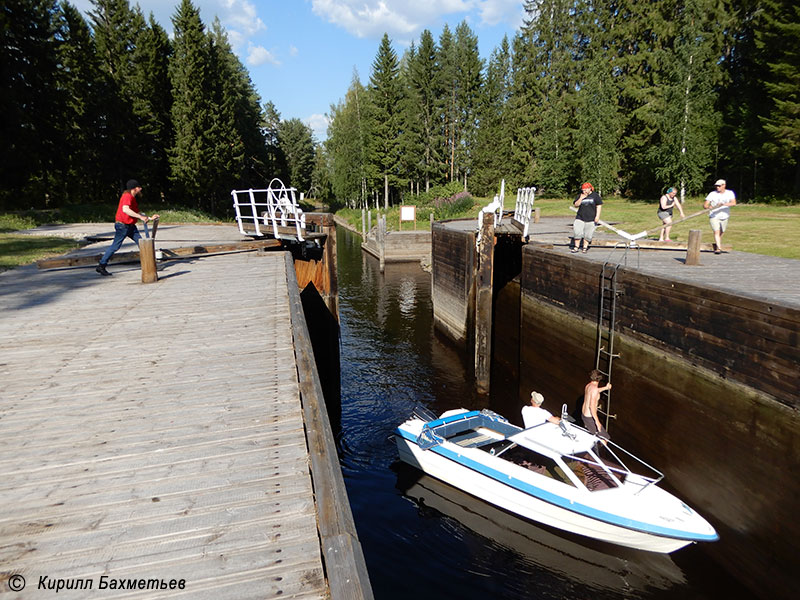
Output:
top-left (72, 1), bottom-right (527, 141)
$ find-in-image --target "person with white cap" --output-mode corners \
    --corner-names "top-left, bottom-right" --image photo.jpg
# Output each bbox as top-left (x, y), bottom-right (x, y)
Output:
top-left (522, 391), bottom-right (561, 428)
top-left (703, 179), bottom-right (736, 255)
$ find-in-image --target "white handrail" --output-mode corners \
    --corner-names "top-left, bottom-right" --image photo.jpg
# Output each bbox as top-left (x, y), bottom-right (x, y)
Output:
top-left (231, 178), bottom-right (305, 242)
top-left (515, 186), bottom-right (536, 238)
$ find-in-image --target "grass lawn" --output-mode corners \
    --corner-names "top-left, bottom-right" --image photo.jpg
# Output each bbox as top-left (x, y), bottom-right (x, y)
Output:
top-left (2, 197), bottom-right (798, 272)
top-left (533, 196), bottom-right (800, 260)
top-left (0, 206), bottom-right (221, 273)
top-left (338, 195), bottom-right (800, 260)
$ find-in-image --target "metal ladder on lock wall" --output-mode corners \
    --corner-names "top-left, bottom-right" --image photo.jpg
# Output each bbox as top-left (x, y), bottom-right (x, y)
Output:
top-left (596, 261), bottom-right (621, 431)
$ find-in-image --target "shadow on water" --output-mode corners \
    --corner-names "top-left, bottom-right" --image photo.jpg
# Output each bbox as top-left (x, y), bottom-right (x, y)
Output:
top-left (334, 227), bottom-right (751, 600)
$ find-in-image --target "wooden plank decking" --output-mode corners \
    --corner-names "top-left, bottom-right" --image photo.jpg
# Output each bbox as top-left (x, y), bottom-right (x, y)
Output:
top-left (0, 247), bottom-right (328, 598)
top-left (525, 216), bottom-right (800, 307)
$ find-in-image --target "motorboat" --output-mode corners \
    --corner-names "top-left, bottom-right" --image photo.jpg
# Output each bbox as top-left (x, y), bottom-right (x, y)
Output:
top-left (394, 407), bottom-right (718, 553)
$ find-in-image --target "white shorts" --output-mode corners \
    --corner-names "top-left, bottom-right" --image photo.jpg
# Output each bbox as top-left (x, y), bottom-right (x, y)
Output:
top-left (709, 216), bottom-right (728, 232)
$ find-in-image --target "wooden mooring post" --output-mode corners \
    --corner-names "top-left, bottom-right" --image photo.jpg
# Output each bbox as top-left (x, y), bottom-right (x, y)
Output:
top-left (686, 229), bottom-right (702, 266)
top-left (377, 214), bottom-right (386, 273)
top-left (475, 212), bottom-right (495, 394)
top-left (139, 238), bottom-right (158, 283)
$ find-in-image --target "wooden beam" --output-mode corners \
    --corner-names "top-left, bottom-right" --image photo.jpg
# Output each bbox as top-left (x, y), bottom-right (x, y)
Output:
top-left (284, 252), bottom-right (373, 600)
top-left (36, 239), bottom-right (282, 269)
top-left (475, 212), bottom-right (495, 395)
top-left (582, 239), bottom-right (728, 252)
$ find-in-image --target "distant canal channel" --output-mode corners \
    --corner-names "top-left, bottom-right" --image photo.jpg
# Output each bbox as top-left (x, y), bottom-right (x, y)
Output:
top-left (333, 227), bottom-right (753, 600)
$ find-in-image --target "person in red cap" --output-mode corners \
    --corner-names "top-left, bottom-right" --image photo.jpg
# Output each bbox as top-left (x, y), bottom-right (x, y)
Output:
top-left (571, 182), bottom-right (603, 253)
top-left (96, 179), bottom-right (159, 276)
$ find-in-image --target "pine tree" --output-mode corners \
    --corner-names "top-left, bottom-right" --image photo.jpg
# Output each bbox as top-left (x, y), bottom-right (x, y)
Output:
top-left (368, 33), bottom-right (402, 209)
top-left (89, 0), bottom-right (147, 188)
top-left (277, 118), bottom-right (315, 194)
top-left (453, 21), bottom-right (484, 190)
top-left (1, 0), bottom-right (64, 208)
top-left (55, 1), bottom-right (109, 198)
top-left (262, 101), bottom-right (287, 181)
top-left (326, 73), bottom-right (371, 208)
top-left (397, 43), bottom-right (425, 196)
top-left (405, 29), bottom-right (444, 191)
top-left (646, 0), bottom-right (728, 198)
top-left (756, 0), bottom-right (800, 194)
top-left (207, 18), bottom-right (245, 199)
top-left (438, 25), bottom-right (458, 182)
top-left (474, 36), bottom-right (513, 195)
top-left (717, 0), bottom-right (763, 199)
top-left (511, 0), bottom-right (577, 196)
top-left (169, 0), bottom-right (215, 210)
top-left (573, 1), bottom-right (623, 196)
top-left (310, 142), bottom-right (333, 205)
top-left (129, 11), bottom-right (173, 199)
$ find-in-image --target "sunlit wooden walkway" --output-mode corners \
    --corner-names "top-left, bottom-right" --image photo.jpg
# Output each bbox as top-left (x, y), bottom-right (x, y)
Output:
top-left (526, 216), bottom-right (800, 307)
top-left (0, 238), bottom-right (329, 598)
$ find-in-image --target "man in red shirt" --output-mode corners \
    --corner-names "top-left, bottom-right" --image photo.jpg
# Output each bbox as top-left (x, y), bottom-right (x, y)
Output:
top-left (96, 180), bottom-right (158, 276)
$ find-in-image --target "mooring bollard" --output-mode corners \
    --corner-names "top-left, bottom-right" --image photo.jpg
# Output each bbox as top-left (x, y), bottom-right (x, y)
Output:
top-left (139, 238), bottom-right (158, 283)
top-left (686, 229), bottom-right (702, 266)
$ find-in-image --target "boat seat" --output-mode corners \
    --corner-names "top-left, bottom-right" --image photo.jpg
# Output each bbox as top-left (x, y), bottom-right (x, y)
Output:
top-left (449, 430), bottom-right (495, 448)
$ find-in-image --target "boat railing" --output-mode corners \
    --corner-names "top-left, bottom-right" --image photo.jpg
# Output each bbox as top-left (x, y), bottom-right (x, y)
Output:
top-left (529, 422), bottom-right (664, 493)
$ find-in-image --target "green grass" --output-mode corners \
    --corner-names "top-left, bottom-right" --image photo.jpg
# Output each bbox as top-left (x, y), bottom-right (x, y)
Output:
top-left (0, 205), bottom-right (220, 272)
top-left (532, 196), bottom-right (800, 259)
top-left (0, 235), bottom-right (83, 272)
top-left (336, 195), bottom-right (800, 260)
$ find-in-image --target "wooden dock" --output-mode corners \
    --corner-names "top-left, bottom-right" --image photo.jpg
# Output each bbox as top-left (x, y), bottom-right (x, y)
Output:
top-left (0, 228), bottom-right (370, 598)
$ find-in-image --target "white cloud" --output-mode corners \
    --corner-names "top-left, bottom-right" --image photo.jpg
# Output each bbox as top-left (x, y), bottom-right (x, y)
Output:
top-left (221, 0), bottom-right (267, 36)
top-left (477, 0), bottom-right (526, 28)
top-left (247, 44), bottom-right (280, 66)
top-left (306, 113), bottom-right (330, 141)
top-left (311, 0), bottom-right (476, 39)
top-left (289, 45), bottom-right (299, 57)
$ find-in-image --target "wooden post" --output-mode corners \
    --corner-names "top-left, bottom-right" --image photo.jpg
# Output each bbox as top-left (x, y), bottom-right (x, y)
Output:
top-left (534, 206), bottom-right (541, 223)
top-left (475, 212), bottom-right (495, 395)
top-left (686, 229), bottom-right (702, 266)
top-left (361, 208), bottom-right (366, 238)
top-left (430, 212), bottom-right (434, 229)
top-left (377, 214), bottom-right (385, 273)
top-left (139, 238), bottom-right (158, 283)
top-left (367, 210), bottom-right (372, 234)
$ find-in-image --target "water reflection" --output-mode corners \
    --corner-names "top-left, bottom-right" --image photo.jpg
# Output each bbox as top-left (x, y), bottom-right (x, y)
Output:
top-left (395, 463), bottom-right (687, 595)
top-left (335, 227), bottom-right (748, 600)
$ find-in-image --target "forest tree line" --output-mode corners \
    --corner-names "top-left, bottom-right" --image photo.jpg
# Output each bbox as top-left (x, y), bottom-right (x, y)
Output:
top-left (1, 0), bottom-right (316, 213)
top-left (2, 0), bottom-right (799, 216)
top-left (327, 0), bottom-right (800, 208)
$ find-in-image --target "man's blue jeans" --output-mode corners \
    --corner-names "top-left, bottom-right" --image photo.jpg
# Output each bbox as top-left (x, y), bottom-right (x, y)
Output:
top-left (99, 222), bottom-right (141, 266)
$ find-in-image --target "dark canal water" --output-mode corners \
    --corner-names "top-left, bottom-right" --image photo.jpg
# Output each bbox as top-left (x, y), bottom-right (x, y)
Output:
top-left (333, 227), bottom-right (750, 600)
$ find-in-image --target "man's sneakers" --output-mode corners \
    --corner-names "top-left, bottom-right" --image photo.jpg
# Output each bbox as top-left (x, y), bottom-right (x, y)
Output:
top-left (96, 264), bottom-right (112, 276)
